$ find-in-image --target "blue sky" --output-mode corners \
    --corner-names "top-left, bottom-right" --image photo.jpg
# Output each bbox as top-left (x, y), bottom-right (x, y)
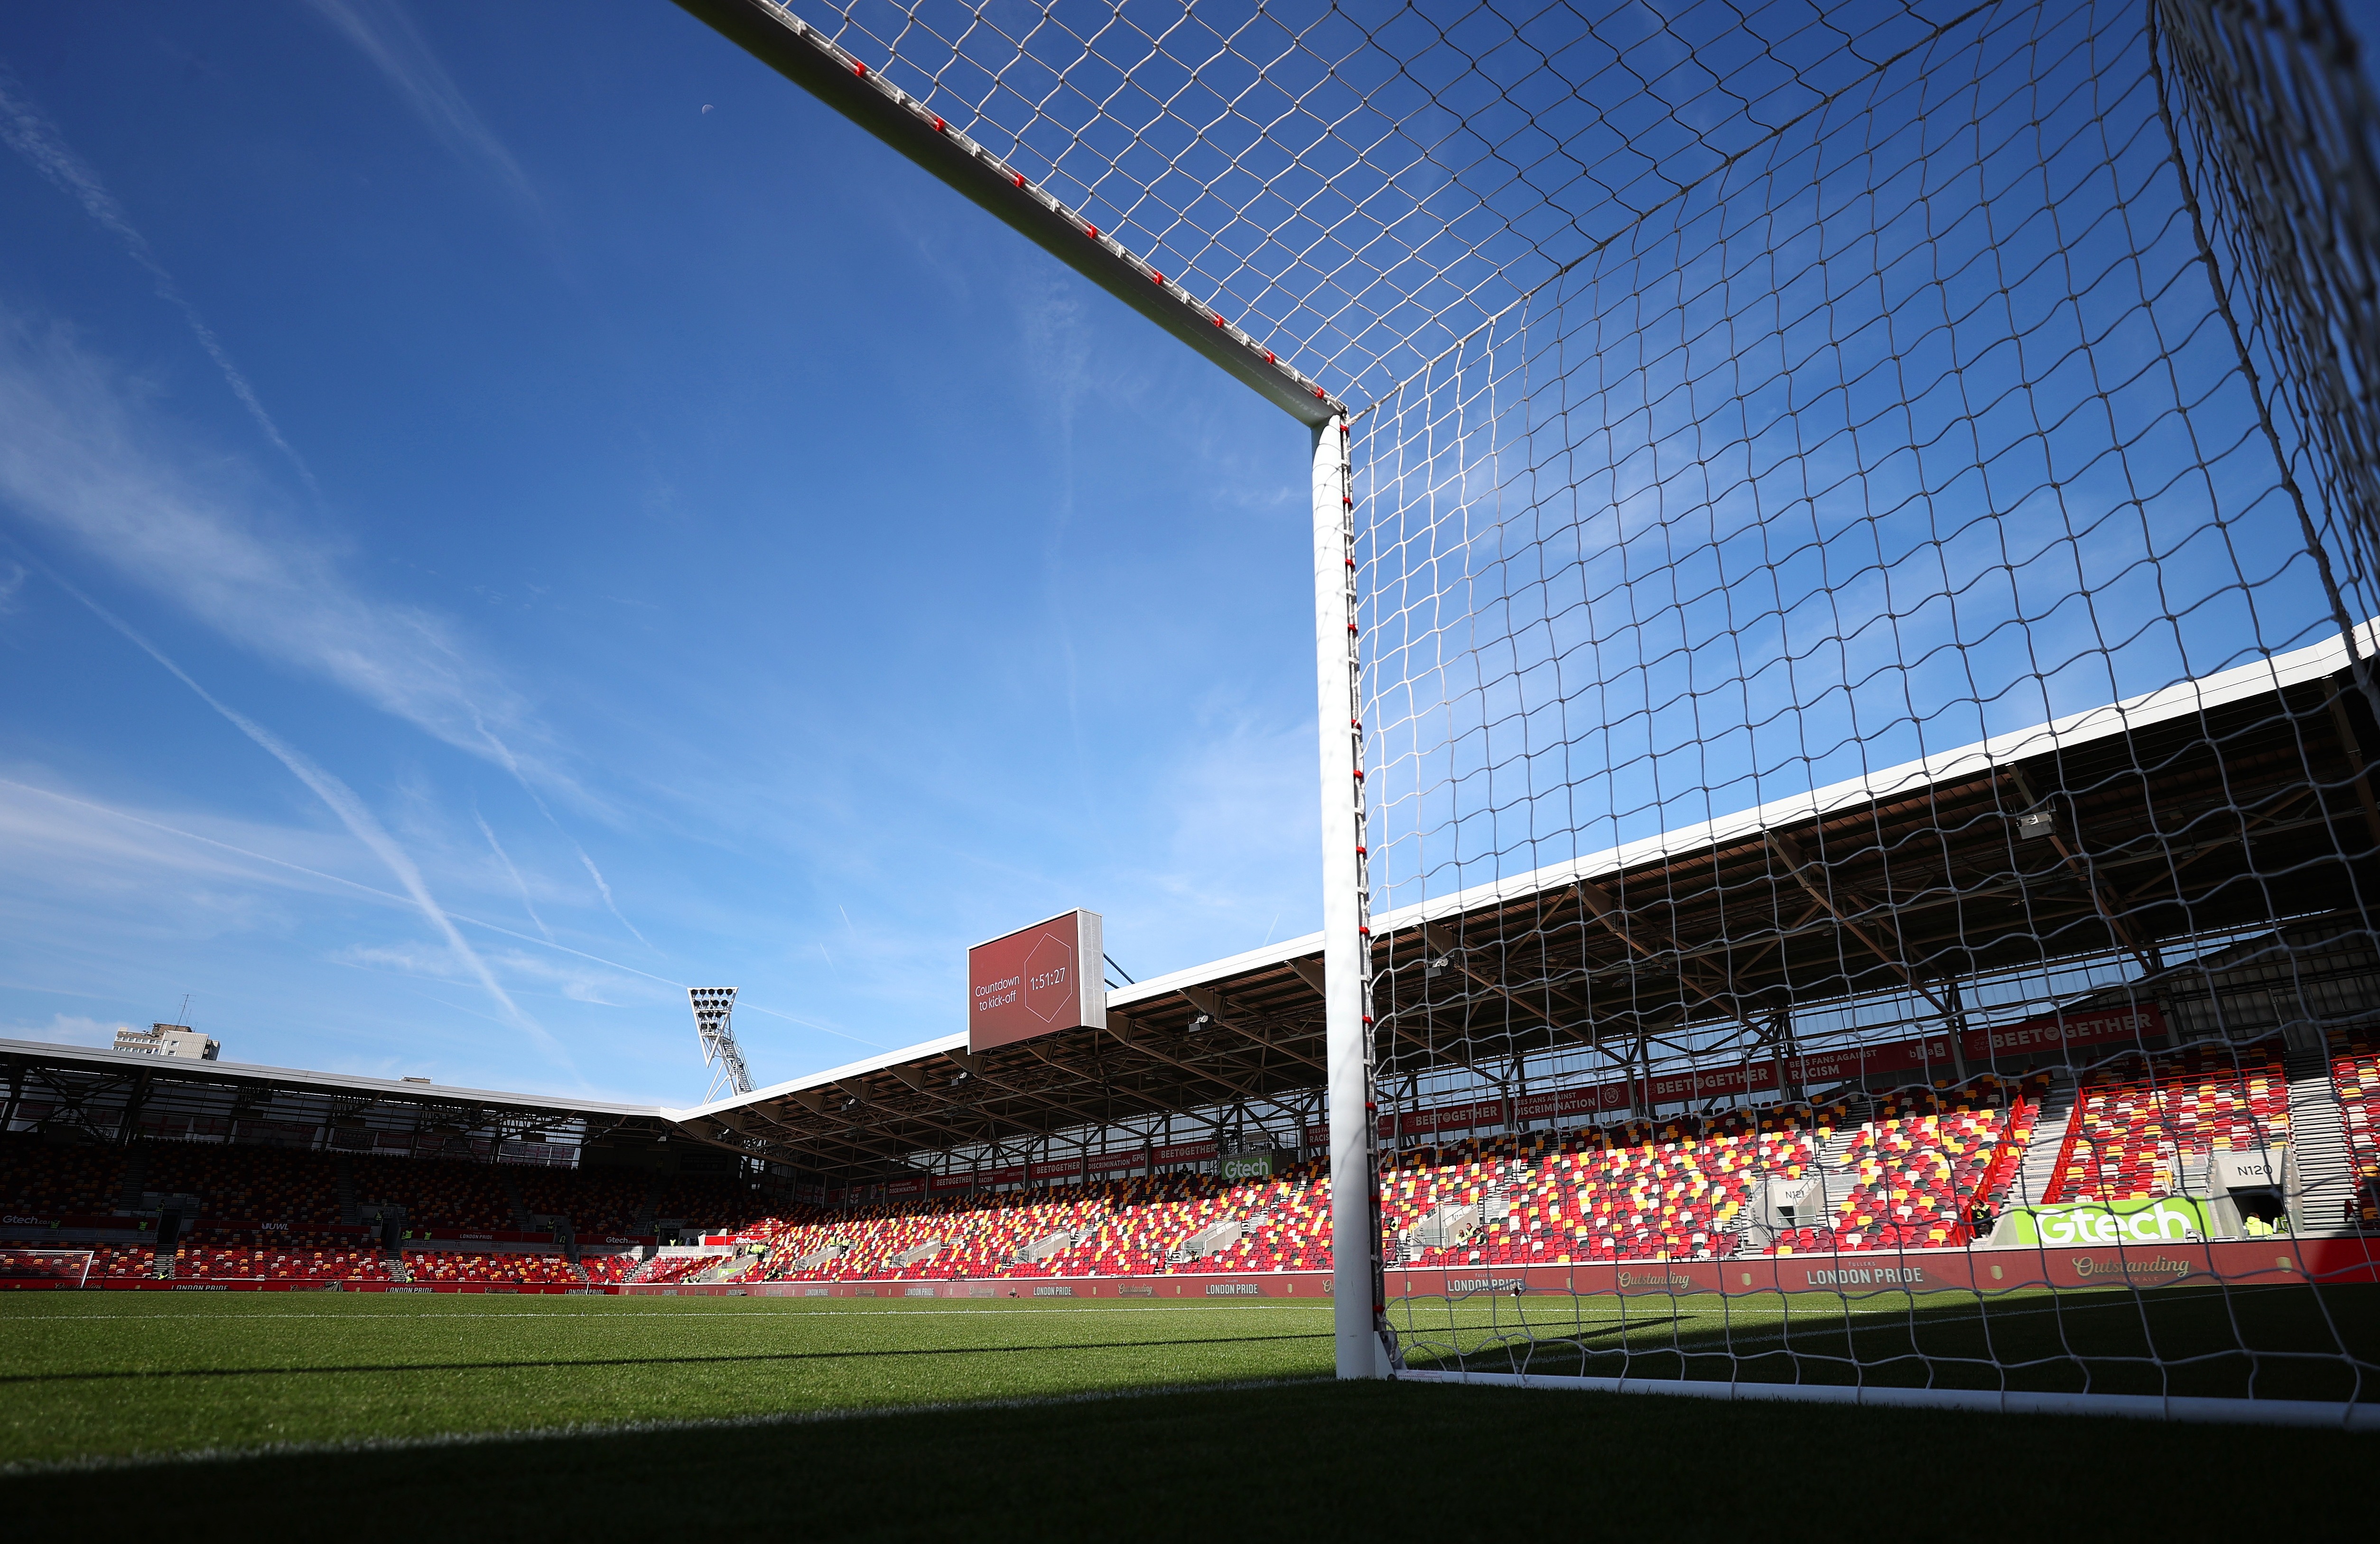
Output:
top-left (0, 1), bottom-right (1324, 1101)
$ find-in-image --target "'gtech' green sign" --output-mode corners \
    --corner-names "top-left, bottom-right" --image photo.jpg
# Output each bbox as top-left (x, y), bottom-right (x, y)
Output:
top-left (2000, 1196), bottom-right (2207, 1248)
top-left (1218, 1152), bottom-right (1278, 1183)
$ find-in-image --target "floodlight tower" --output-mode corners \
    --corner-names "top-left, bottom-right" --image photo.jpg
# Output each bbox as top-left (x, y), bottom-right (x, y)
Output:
top-left (687, 987), bottom-right (752, 1102)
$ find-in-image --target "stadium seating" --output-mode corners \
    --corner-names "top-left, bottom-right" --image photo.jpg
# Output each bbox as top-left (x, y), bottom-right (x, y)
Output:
top-left (2331, 1032), bottom-right (2380, 1229)
top-left (0, 1132), bottom-right (127, 1214)
top-left (578, 1252), bottom-right (641, 1284)
top-left (145, 1141), bottom-right (344, 1225)
top-left (401, 1249), bottom-right (582, 1284)
top-left (0, 1244), bottom-right (153, 1281)
top-left (515, 1165), bottom-right (649, 1234)
top-left (1802, 1077), bottom-right (2045, 1253)
top-left (650, 1172), bottom-right (769, 1234)
top-left (2046, 1045), bottom-right (2289, 1205)
top-left (172, 1227), bottom-right (392, 1281)
top-left (629, 1252), bottom-right (725, 1285)
top-left (0, 1053), bottom-right (2284, 1285)
top-left (724, 1073), bottom-right (2065, 1279)
top-left (351, 1152), bottom-right (518, 1230)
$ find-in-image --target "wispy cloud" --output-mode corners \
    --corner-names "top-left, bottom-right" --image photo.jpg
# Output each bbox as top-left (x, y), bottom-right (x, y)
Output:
top-left (0, 66), bottom-right (313, 486)
top-left (42, 574), bottom-right (563, 1063)
top-left (5, 1012), bottom-right (130, 1050)
top-left (474, 808), bottom-right (552, 942)
top-left (0, 775), bottom-right (680, 992)
top-left (0, 315), bottom-right (584, 805)
top-left (576, 846), bottom-right (651, 950)
top-left (298, 0), bottom-right (536, 210)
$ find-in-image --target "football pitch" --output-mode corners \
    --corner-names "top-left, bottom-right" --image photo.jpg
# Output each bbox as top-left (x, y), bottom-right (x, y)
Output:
top-left (0, 1290), bottom-right (2368, 1535)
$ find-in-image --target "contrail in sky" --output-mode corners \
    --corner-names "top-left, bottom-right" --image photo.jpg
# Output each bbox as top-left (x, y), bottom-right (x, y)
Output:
top-left (40, 573), bottom-right (561, 1061)
top-left (0, 67), bottom-right (314, 488)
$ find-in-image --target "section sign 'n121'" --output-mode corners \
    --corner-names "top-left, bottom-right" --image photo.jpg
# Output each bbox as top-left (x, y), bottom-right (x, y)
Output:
top-left (967, 909), bottom-right (1106, 1053)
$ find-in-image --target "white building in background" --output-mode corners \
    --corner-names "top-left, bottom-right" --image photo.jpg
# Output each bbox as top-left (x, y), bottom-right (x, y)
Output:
top-left (114, 1022), bottom-right (219, 1062)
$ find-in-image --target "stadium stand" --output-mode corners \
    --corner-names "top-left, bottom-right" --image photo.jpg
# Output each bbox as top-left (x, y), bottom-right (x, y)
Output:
top-left (629, 1252), bottom-right (724, 1285)
top-left (172, 1227), bottom-right (391, 1282)
top-left (2046, 1046), bottom-right (2290, 1205)
top-left (0, 1131), bottom-right (127, 1213)
top-left (2332, 1031), bottom-right (2380, 1229)
top-left (145, 1141), bottom-right (344, 1226)
top-left (578, 1252), bottom-right (641, 1284)
top-left (350, 1152), bottom-right (518, 1230)
top-left (0, 1053), bottom-right (2324, 1287)
top-left (729, 1074), bottom-right (2072, 1277)
top-left (402, 1249), bottom-right (582, 1285)
top-left (0, 1245), bottom-right (152, 1281)
top-left (516, 1165), bottom-right (647, 1234)
top-left (1772, 1076), bottom-right (2045, 1255)
top-left (650, 1172), bottom-right (767, 1234)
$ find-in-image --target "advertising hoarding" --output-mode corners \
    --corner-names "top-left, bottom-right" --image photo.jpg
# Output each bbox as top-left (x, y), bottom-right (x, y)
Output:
top-left (1995, 1196), bottom-right (2210, 1248)
top-left (967, 909), bottom-right (1106, 1052)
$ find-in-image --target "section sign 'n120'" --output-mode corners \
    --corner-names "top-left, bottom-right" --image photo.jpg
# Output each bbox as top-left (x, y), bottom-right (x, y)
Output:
top-left (967, 909), bottom-right (1106, 1053)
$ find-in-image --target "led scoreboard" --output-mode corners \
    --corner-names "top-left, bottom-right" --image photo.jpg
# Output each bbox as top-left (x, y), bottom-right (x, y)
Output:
top-left (967, 909), bottom-right (1106, 1052)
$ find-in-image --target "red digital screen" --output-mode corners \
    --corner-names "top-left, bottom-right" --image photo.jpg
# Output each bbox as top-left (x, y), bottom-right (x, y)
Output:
top-left (968, 909), bottom-right (1104, 1052)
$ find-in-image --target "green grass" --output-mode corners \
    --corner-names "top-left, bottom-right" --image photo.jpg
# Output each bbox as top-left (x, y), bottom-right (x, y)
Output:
top-left (0, 1291), bottom-right (2370, 1537)
top-left (0, 1294), bottom-right (1337, 1466)
top-left (1394, 1283), bottom-right (2380, 1403)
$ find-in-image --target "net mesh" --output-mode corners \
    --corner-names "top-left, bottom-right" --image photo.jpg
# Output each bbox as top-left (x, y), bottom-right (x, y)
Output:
top-left (734, 0), bottom-right (2380, 1409)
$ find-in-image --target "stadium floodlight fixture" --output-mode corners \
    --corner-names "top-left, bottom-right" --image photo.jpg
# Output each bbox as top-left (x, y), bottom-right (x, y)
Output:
top-left (688, 987), bottom-right (753, 1102)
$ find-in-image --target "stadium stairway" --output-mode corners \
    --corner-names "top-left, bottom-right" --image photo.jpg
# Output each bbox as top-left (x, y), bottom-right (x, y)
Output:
top-left (633, 1172), bottom-right (659, 1239)
top-left (499, 1166), bottom-right (535, 1231)
top-left (114, 1144), bottom-right (150, 1214)
top-left (334, 1155), bottom-right (359, 1225)
top-left (2003, 1078), bottom-right (2081, 1211)
top-left (2285, 1044), bottom-right (2357, 1234)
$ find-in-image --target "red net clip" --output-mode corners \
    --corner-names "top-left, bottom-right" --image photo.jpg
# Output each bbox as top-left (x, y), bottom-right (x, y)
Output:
top-left (931, 116), bottom-right (946, 133)
top-left (1151, 270), bottom-right (1164, 285)
top-left (1352, 768), bottom-right (1366, 779)
top-left (1264, 350), bottom-right (1276, 363)
top-left (1314, 387), bottom-right (1328, 399)
top-left (1086, 224), bottom-right (1098, 239)
top-left (1013, 172), bottom-right (1026, 188)
top-left (1212, 314), bottom-right (1226, 328)
top-left (852, 59), bottom-right (869, 77)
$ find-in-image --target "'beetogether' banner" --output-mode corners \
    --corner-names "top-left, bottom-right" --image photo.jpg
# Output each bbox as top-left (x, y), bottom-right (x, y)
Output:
top-left (1362, 1001), bottom-right (2170, 1140)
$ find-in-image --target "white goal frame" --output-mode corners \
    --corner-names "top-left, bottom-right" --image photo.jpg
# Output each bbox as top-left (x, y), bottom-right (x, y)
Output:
top-left (0, 1248), bottom-right (96, 1288)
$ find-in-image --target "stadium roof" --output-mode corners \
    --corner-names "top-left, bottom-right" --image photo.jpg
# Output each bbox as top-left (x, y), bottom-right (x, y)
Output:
top-left (685, 624), bottom-right (2380, 1177)
top-left (9, 628), bottom-right (2371, 1184)
top-left (0, 1037), bottom-right (691, 1154)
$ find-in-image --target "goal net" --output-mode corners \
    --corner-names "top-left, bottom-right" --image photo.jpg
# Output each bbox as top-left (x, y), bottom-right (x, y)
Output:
top-left (683, 0), bottom-right (2380, 1421)
top-left (0, 1249), bottom-right (95, 1288)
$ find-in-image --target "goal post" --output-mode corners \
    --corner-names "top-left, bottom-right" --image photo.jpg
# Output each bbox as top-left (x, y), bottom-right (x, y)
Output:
top-left (677, 0), bottom-right (2380, 1420)
top-left (0, 1249), bottom-right (95, 1288)
top-left (1314, 412), bottom-right (1394, 1378)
